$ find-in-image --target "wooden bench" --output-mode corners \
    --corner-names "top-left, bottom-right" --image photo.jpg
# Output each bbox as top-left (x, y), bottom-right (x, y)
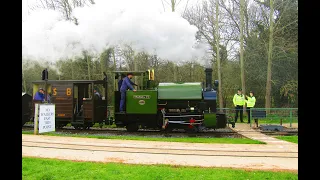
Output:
top-left (251, 110), bottom-right (266, 127)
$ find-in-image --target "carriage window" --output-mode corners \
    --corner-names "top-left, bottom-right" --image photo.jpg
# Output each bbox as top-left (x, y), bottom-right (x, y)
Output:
top-left (73, 85), bottom-right (78, 99)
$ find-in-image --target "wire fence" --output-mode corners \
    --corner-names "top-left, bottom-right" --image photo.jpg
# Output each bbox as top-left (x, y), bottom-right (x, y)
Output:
top-left (217, 108), bottom-right (298, 128)
top-left (107, 106), bottom-right (298, 128)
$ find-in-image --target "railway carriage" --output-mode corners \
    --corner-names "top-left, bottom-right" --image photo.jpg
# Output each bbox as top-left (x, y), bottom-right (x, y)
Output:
top-left (27, 79), bottom-right (108, 129)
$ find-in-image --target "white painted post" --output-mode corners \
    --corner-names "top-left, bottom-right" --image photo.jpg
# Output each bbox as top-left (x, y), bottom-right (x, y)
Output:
top-left (34, 103), bottom-right (39, 135)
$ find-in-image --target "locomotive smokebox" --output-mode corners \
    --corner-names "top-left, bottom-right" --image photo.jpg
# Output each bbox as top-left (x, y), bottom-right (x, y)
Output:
top-left (205, 68), bottom-right (213, 91)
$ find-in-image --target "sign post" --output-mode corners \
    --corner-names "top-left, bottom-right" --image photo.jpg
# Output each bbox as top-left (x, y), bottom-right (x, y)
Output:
top-left (34, 104), bottom-right (39, 135)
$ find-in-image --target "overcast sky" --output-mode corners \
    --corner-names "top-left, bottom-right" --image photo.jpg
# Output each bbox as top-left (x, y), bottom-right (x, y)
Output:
top-left (22, 0), bottom-right (202, 22)
top-left (22, 0), bottom-right (210, 64)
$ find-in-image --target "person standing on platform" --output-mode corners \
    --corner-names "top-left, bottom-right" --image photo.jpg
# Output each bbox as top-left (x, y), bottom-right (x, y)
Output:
top-left (233, 88), bottom-right (245, 123)
top-left (245, 91), bottom-right (256, 124)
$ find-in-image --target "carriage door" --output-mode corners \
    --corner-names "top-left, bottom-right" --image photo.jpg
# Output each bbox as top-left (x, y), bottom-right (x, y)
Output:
top-left (51, 83), bottom-right (73, 120)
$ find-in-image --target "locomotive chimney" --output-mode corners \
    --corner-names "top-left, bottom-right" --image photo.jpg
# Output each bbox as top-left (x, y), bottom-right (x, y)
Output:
top-left (205, 68), bottom-right (213, 91)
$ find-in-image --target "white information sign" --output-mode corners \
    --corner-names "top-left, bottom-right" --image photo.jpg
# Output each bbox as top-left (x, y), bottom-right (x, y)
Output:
top-left (38, 104), bottom-right (55, 133)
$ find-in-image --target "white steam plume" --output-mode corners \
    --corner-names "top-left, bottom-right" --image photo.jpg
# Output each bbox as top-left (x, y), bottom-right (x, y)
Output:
top-left (22, 0), bottom-right (207, 64)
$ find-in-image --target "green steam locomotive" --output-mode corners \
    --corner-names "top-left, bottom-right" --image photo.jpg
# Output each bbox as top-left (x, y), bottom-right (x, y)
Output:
top-left (113, 68), bottom-right (231, 132)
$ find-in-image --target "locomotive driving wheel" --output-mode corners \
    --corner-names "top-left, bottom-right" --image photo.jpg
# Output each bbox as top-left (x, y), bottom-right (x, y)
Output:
top-left (73, 125), bottom-right (83, 130)
top-left (126, 123), bottom-right (139, 132)
top-left (185, 126), bottom-right (199, 133)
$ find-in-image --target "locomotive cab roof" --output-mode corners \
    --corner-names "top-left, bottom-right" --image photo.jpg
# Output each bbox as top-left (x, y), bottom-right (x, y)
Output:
top-left (112, 71), bottom-right (148, 77)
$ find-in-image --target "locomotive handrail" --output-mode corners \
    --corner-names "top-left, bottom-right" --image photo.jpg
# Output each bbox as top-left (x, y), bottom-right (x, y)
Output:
top-left (158, 102), bottom-right (167, 106)
top-left (167, 119), bottom-right (203, 124)
top-left (187, 101), bottom-right (197, 108)
top-left (163, 115), bottom-right (202, 118)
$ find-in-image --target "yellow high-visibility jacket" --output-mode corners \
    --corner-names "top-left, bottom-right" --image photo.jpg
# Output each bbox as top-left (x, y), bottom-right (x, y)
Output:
top-left (246, 96), bottom-right (256, 107)
top-left (233, 94), bottom-right (245, 106)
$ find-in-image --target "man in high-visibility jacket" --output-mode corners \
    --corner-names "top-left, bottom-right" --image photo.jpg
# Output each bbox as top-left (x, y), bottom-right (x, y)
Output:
top-left (245, 91), bottom-right (256, 124)
top-left (233, 88), bottom-right (245, 123)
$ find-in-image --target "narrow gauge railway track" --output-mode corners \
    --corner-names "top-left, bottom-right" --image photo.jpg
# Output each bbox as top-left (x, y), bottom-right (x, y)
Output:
top-left (22, 125), bottom-right (298, 137)
top-left (22, 140), bottom-right (298, 158)
top-left (22, 126), bottom-right (243, 138)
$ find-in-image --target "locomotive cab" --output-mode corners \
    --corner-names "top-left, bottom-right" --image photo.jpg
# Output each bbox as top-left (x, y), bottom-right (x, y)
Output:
top-left (112, 70), bottom-right (157, 131)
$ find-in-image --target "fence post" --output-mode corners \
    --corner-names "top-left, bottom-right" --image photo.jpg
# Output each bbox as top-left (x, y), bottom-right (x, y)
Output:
top-left (34, 103), bottom-right (39, 135)
top-left (289, 108), bottom-right (293, 128)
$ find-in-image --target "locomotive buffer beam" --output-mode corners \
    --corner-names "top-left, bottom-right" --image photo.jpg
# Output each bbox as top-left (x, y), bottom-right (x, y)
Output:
top-left (161, 109), bottom-right (203, 129)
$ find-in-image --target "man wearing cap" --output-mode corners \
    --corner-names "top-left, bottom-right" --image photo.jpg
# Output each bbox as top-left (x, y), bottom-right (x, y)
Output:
top-left (233, 88), bottom-right (245, 123)
top-left (245, 91), bottom-right (256, 124)
top-left (83, 88), bottom-right (102, 101)
top-left (33, 88), bottom-right (45, 101)
top-left (118, 74), bottom-right (138, 91)
top-left (119, 73), bottom-right (136, 112)
top-left (43, 90), bottom-right (51, 103)
top-left (93, 88), bottom-right (102, 100)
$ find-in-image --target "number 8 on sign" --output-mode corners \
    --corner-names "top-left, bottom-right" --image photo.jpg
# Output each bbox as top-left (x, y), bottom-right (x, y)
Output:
top-left (66, 88), bottom-right (72, 96)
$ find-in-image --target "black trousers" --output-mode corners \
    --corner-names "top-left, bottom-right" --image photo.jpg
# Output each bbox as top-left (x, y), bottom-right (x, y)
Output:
top-left (246, 107), bottom-right (251, 123)
top-left (235, 105), bottom-right (243, 123)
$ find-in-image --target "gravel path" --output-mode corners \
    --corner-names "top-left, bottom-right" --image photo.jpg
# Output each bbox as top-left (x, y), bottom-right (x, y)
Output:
top-left (22, 134), bottom-right (298, 172)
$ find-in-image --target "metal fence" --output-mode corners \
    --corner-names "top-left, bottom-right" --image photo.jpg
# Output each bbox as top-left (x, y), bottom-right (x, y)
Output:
top-left (106, 106), bottom-right (298, 128)
top-left (217, 108), bottom-right (298, 128)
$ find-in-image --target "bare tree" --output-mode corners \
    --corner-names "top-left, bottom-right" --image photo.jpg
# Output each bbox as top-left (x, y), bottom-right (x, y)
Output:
top-left (183, 0), bottom-right (229, 108)
top-left (239, 0), bottom-right (246, 111)
top-left (160, 0), bottom-right (185, 82)
top-left (265, 0), bottom-right (274, 110)
top-left (215, 0), bottom-right (224, 110)
top-left (171, 0), bottom-right (178, 82)
top-left (33, 0), bottom-right (95, 21)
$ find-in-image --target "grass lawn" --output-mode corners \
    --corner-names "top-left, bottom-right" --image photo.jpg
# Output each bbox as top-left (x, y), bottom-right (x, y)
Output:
top-left (22, 157), bottom-right (298, 180)
top-left (275, 135), bottom-right (298, 144)
top-left (22, 131), bottom-right (265, 144)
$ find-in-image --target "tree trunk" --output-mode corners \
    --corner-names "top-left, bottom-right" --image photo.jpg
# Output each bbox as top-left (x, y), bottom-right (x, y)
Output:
top-left (100, 55), bottom-right (106, 96)
top-left (171, 0), bottom-right (177, 83)
top-left (240, 0), bottom-right (246, 111)
top-left (113, 47), bottom-right (116, 90)
top-left (87, 54), bottom-right (91, 80)
top-left (22, 70), bottom-right (27, 92)
top-left (265, 0), bottom-right (274, 110)
top-left (171, 0), bottom-right (175, 12)
top-left (71, 59), bottom-right (74, 79)
top-left (134, 54), bottom-right (138, 86)
top-left (215, 0), bottom-right (224, 111)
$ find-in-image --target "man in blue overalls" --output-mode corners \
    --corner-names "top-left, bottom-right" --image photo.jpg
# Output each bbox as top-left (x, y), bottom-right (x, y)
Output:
top-left (119, 73), bottom-right (136, 112)
top-left (118, 74), bottom-right (138, 91)
top-left (33, 88), bottom-right (45, 101)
